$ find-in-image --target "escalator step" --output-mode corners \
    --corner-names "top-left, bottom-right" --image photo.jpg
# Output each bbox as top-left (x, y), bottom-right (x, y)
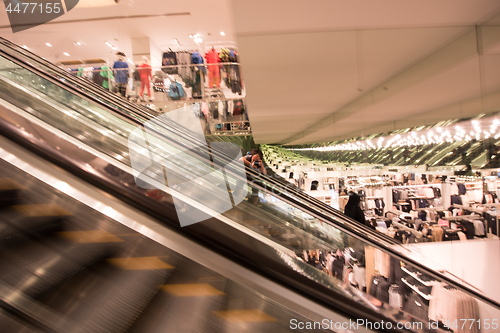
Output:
top-left (1, 234), bottom-right (123, 298)
top-left (107, 256), bottom-right (174, 270)
top-left (75, 266), bottom-right (170, 333)
top-left (214, 309), bottom-right (277, 323)
top-left (162, 283), bottom-right (225, 297)
top-left (12, 204), bottom-right (72, 217)
top-left (58, 230), bottom-right (123, 243)
top-left (0, 179), bottom-right (23, 208)
top-left (128, 282), bottom-right (226, 333)
top-left (0, 205), bottom-right (70, 247)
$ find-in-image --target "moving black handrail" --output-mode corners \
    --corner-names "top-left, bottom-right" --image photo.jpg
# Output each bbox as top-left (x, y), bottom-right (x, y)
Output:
top-left (0, 38), bottom-right (499, 314)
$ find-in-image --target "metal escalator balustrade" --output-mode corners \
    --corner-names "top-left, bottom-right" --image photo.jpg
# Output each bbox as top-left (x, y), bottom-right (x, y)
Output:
top-left (0, 37), bottom-right (499, 332)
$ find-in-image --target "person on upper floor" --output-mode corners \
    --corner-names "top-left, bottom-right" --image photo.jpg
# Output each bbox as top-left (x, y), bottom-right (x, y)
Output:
top-left (343, 192), bottom-right (366, 227)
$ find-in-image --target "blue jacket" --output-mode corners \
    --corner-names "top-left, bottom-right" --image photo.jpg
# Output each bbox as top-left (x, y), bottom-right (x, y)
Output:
top-left (113, 61), bottom-right (129, 83)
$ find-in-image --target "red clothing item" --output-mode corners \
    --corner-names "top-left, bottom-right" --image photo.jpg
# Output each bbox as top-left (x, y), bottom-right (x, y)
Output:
top-left (138, 63), bottom-right (152, 97)
top-left (138, 63), bottom-right (152, 80)
top-left (204, 49), bottom-right (219, 64)
top-left (205, 49), bottom-right (220, 88)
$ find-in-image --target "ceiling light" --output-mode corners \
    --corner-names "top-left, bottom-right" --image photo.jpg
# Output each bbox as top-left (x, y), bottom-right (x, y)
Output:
top-left (220, 31), bottom-right (225, 36)
top-left (45, 43), bottom-right (52, 47)
top-left (194, 36), bottom-right (203, 44)
top-left (189, 34), bottom-right (194, 38)
top-left (105, 41), bottom-right (115, 49)
top-left (74, 41), bottom-right (82, 46)
top-left (173, 38), bottom-right (179, 45)
top-left (63, 52), bottom-right (70, 56)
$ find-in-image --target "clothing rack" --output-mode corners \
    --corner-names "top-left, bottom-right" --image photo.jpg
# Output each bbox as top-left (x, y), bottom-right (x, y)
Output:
top-left (442, 215), bottom-right (485, 221)
top-left (470, 203), bottom-right (500, 237)
top-left (401, 278), bottom-right (433, 300)
top-left (392, 221), bottom-right (423, 238)
top-left (414, 207), bottom-right (446, 212)
top-left (451, 204), bottom-right (486, 215)
top-left (391, 184), bottom-right (442, 188)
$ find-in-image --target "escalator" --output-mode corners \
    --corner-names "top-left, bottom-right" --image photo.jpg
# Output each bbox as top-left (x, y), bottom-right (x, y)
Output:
top-left (0, 37), bottom-right (499, 332)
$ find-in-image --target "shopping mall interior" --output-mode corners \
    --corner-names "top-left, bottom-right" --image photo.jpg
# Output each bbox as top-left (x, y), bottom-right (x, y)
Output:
top-left (0, 1), bottom-right (499, 332)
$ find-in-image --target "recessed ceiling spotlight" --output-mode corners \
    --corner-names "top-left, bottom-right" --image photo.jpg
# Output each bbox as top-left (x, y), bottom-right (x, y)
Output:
top-left (45, 43), bottom-right (52, 47)
top-left (21, 45), bottom-right (28, 49)
top-left (63, 52), bottom-right (70, 56)
top-left (189, 34), bottom-right (194, 38)
top-left (74, 41), bottom-right (82, 46)
top-left (173, 38), bottom-right (179, 45)
top-left (220, 31), bottom-right (225, 36)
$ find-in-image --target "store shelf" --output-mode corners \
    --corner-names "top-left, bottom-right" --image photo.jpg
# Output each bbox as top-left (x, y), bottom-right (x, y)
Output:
top-left (401, 267), bottom-right (440, 287)
top-left (401, 278), bottom-right (433, 300)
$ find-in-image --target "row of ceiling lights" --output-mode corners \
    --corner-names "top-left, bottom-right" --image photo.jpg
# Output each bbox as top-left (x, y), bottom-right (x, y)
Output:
top-left (20, 31), bottom-right (226, 58)
top-left (290, 117), bottom-right (500, 152)
top-left (21, 40), bottom-right (125, 59)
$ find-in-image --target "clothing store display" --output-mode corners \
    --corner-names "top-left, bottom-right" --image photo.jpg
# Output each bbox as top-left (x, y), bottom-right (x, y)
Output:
top-left (353, 264), bottom-right (366, 289)
top-left (113, 59), bottom-right (129, 97)
top-left (388, 285), bottom-right (403, 309)
top-left (369, 276), bottom-right (390, 303)
top-left (162, 50), bottom-right (178, 74)
top-left (374, 249), bottom-right (390, 278)
top-left (168, 81), bottom-right (185, 100)
top-left (138, 62), bottom-right (152, 98)
top-left (457, 183), bottom-right (467, 195)
top-left (113, 60), bottom-right (128, 84)
top-left (404, 293), bottom-right (429, 321)
top-left (429, 284), bottom-right (480, 333)
top-left (100, 66), bottom-right (113, 89)
top-left (205, 48), bottom-right (220, 88)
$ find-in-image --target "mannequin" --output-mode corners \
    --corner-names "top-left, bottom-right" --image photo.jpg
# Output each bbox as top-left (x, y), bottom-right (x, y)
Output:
top-left (204, 47), bottom-right (220, 88)
top-left (138, 56), bottom-right (152, 101)
top-left (113, 51), bottom-right (129, 98)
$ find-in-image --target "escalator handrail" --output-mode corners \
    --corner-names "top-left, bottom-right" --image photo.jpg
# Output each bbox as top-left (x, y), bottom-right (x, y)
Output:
top-left (1, 38), bottom-right (500, 312)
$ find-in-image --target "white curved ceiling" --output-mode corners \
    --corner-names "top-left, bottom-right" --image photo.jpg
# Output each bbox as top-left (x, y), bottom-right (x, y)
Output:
top-left (2, 0), bottom-right (500, 147)
top-left (230, 0), bottom-right (500, 145)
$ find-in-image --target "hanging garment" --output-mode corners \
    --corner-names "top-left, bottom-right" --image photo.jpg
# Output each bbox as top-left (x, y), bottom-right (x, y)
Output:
top-left (429, 284), bottom-right (480, 333)
top-left (205, 48), bottom-right (220, 88)
top-left (404, 293), bottom-right (429, 321)
top-left (168, 82), bottom-right (185, 100)
top-left (162, 51), bottom-right (178, 74)
top-left (92, 67), bottom-right (104, 86)
top-left (113, 60), bottom-right (129, 84)
top-left (100, 66), bottom-right (113, 89)
top-left (369, 276), bottom-right (390, 303)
